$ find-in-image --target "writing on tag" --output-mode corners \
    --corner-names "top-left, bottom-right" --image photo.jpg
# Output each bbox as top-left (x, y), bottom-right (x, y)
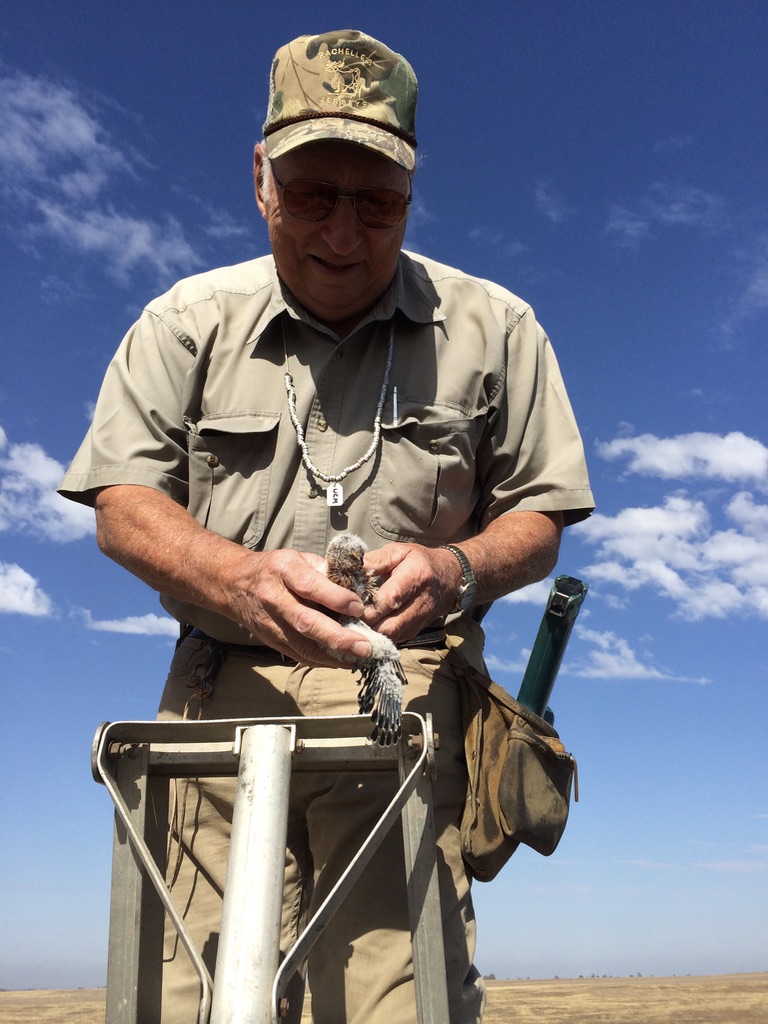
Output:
top-left (327, 483), bottom-right (344, 507)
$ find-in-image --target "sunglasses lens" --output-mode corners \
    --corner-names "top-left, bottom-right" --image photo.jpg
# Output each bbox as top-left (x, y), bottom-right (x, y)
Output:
top-left (355, 189), bottom-right (408, 228)
top-left (282, 181), bottom-right (407, 228)
top-left (282, 181), bottom-right (337, 222)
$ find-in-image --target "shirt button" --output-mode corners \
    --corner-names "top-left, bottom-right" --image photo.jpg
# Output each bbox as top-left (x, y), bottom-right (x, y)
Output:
top-left (308, 488), bottom-right (318, 499)
top-left (318, 419), bottom-right (328, 432)
top-left (429, 439), bottom-right (439, 454)
top-left (207, 454), bottom-right (219, 467)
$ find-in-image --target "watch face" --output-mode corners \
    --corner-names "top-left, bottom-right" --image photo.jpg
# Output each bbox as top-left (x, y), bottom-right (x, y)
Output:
top-left (443, 545), bottom-right (477, 612)
top-left (458, 580), bottom-right (478, 611)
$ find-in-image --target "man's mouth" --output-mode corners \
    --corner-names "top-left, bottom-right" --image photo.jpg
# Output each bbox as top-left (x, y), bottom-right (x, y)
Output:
top-left (311, 256), bottom-right (359, 273)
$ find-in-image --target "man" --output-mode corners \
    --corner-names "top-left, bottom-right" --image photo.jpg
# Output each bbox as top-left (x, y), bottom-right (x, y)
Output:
top-left (60, 29), bottom-right (594, 1024)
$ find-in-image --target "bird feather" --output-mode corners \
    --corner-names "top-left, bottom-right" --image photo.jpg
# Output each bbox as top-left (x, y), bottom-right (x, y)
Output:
top-left (325, 532), bottom-right (407, 745)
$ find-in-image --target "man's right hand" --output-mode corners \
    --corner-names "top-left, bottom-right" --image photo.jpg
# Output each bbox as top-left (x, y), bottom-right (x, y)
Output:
top-left (226, 546), bottom-right (373, 665)
top-left (94, 484), bottom-right (372, 667)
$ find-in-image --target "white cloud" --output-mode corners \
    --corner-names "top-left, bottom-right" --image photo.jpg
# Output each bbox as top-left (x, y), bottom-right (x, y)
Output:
top-left (500, 578), bottom-right (554, 606)
top-left (0, 425), bottom-right (95, 542)
top-left (577, 495), bottom-right (768, 619)
top-left (694, 860), bottom-right (768, 874)
top-left (646, 181), bottom-right (723, 228)
top-left (0, 66), bottom-right (202, 284)
top-left (727, 490), bottom-right (768, 532)
top-left (469, 225), bottom-right (526, 259)
top-left (0, 69), bottom-right (130, 197)
top-left (576, 431), bottom-right (768, 620)
top-left (607, 180), bottom-right (723, 244)
top-left (705, 528), bottom-right (768, 586)
top-left (80, 609), bottom-right (179, 637)
top-left (36, 201), bottom-right (201, 284)
top-left (598, 431), bottom-right (768, 487)
top-left (652, 135), bottom-right (694, 154)
top-left (578, 495), bottom-right (709, 570)
top-left (605, 205), bottom-right (649, 244)
top-left (572, 626), bottom-right (709, 682)
top-left (0, 562), bottom-right (53, 616)
top-left (535, 180), bottom-right (574, 224)
top-left (740, 248), bottom-right (768, 313)
top-left (485, 651), bottom-right (529, 676)
top-left (204, 207), bottom-right (251, 241)
top-left (718, 232), bottom-right (768, 342)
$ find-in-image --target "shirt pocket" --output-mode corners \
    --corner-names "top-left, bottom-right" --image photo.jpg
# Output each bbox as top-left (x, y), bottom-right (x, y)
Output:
top-left (371, 409), bottom-right (483, 543)
top-left (185, 411), bottom-right (280, 549)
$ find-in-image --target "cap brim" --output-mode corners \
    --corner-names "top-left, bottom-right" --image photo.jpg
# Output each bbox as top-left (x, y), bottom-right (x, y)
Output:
top-left (265, 117), bottom-right (415, 171)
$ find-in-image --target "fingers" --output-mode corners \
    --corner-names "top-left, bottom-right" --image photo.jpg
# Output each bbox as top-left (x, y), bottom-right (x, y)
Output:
top-left (362, 543), bottom-right (454, 642)
top-left (268, 612), bottom-right (374, 667)
top-left (289, 552), bottom-right (366, 617)
top-left (229, 550), bottom-right (372, 666)
top-left (226, 542), bottom-right (457, 663)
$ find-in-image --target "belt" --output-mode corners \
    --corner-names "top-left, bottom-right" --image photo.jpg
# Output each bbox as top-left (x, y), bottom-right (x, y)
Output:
top-left (185, 625), bottom-right (446, 660)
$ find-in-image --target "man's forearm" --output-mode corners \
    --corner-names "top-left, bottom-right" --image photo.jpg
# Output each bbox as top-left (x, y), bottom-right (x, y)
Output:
top-left (95, 484), bottom-right (252, 617)
top-left (459, 510), bottom-right (564, 605)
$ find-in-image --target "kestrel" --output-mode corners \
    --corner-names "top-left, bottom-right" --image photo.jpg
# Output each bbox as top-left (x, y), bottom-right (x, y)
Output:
top-left (325, 532), bottom-right (407, 745)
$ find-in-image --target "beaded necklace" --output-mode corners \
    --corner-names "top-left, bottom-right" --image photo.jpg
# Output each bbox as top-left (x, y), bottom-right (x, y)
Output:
top-left (283, 322), bottom-right (394, 506)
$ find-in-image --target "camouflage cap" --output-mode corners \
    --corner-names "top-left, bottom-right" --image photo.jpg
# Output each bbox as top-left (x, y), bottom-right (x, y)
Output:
top-left (263, 30), bottom-right (418, 170)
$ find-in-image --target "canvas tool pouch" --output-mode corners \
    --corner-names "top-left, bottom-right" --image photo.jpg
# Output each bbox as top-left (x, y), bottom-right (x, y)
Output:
top-left (454, 655), bottom-right (577, 883)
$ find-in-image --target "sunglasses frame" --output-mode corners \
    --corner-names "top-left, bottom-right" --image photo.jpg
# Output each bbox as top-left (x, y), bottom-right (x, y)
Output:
top-left (271, 170), bottom-right (411, 229)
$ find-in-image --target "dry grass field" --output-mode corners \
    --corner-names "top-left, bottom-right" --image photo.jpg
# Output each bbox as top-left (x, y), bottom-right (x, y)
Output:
top-left (1, 973), bottom-right (765, 1022)
top-left (482, 974), bottom-right (768, 1023)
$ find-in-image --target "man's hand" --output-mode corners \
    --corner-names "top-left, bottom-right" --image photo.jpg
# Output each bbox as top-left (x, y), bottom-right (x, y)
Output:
top-left (94, 485), bottom-right (372, 667)
top-left (225, 547), bottom-right (373, 665)
top-left (360, 543), bottom-right (459, 642)
top-left (362, 511), bottom-right (564, 643)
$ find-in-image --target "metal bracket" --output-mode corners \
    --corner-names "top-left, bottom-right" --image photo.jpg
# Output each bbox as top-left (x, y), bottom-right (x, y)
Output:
top-left (93, 712), bottom-right (448, 1024)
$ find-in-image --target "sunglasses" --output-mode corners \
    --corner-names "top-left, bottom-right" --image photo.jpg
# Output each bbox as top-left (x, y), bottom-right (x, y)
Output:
top-left (271, 171), bottom-right (411, 229)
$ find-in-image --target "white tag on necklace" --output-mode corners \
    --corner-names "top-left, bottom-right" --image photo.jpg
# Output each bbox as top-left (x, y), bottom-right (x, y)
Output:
top-left (327, 482), bottom-right (344, 506)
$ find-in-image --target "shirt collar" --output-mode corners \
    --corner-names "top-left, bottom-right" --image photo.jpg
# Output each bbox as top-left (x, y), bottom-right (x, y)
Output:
top-left (250, 251), bottom-right (446, 343)
top-left (387, 251), bottom-right (447, 326)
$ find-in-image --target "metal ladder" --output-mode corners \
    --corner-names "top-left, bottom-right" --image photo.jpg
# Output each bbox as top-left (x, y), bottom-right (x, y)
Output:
top-left (91, 712), bottom-right (449, 1024)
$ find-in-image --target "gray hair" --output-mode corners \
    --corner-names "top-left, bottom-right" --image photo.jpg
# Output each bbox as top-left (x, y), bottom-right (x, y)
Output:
top-left (258, 144), bottom-right (276, 210)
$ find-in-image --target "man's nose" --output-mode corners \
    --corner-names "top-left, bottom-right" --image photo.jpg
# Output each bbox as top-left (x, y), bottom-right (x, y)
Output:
top-left (321, 196), bottom-right (364, 253)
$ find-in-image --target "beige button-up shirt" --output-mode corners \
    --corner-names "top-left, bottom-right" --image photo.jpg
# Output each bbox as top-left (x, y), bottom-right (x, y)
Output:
top-left (60, 251), bottom-right (594, 639)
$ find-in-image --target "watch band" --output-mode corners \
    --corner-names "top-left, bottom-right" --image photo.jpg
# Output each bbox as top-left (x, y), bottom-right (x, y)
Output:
top-left (441, 544), bottom-right (478, 613)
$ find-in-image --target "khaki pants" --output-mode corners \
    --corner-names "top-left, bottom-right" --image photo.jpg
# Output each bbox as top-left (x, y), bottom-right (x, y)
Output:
top-left (157, 636), bottom-right (486, 1024)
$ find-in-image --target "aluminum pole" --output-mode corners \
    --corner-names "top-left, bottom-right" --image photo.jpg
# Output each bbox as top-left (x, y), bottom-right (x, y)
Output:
top-left (210, 724), bottom-right (294, 1024)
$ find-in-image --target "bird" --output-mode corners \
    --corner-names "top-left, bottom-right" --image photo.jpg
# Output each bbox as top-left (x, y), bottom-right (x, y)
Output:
top-left (324, 532), bottom-right (407, 745)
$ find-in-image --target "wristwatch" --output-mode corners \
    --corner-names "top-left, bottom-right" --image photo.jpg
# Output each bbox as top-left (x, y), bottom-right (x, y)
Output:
top-left (441, 544), bottom-right (478, 613)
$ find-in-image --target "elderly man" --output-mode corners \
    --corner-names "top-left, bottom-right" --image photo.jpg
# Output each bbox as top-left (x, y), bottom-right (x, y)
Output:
top-left (60, 29), bottom-right (593, 1024)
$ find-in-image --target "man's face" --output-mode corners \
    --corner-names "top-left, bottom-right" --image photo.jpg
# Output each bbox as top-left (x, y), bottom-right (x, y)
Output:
top-left (254, 141), bottom-right (411, 336)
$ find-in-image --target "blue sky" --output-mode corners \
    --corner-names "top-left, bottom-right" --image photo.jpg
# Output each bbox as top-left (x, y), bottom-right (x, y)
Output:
top-left (1, 0), bottom-right (766, 990)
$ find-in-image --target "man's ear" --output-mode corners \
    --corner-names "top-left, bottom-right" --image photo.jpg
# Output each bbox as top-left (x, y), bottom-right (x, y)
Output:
top-left (253, 143), bottom-right (268, 219)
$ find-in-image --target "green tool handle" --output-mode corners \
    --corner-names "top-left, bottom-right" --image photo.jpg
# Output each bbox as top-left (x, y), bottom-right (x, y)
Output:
top-left (516, 575), bottom-right (588, 718)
